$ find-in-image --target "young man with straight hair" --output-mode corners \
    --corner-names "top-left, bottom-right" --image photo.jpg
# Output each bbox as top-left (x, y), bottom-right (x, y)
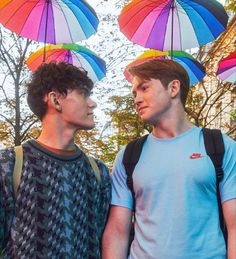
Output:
top-left (0, 62), bottom-right (111, 258)
top-left (102, 60), bottom-right (236, 259)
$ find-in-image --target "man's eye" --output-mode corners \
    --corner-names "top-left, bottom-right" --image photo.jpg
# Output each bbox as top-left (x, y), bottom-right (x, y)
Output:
top-left (81, 90), bottom-right (91, 98)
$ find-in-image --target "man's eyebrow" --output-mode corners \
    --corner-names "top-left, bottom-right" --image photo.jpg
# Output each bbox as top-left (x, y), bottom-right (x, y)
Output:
top-left (132, 80), bottom-right (149, 91)
top-left (131, 81), bottom-right (143, 95)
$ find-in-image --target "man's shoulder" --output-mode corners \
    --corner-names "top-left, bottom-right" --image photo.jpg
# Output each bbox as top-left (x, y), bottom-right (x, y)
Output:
top-left (0, 141), bottom-right (35, 169)
top-left (200, 128), bottom-right (235, 150)
top-left (80, 148), bottom-right (110, 178)
top-left (91, 157), bottom-right (110, 177)
top-left (222, 133), bottom-right (236, 146)
top-left (221, 133), bottom-right (236, 159)
top-left (0, 147), bottom-right (15, 185)
top-left (0, 146), bottom-right (15, 162)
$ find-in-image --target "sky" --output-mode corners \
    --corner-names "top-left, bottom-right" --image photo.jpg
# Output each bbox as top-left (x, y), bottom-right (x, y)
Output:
top-left (90, 0), bottom-right (226, 11)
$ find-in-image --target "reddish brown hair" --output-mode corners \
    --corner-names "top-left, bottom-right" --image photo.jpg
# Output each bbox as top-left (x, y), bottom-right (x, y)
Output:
top-left (129, 59), bottom-right (190, 106)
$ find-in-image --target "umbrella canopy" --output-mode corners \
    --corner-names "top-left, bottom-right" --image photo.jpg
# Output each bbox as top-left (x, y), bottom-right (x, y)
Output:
top-left (124, 50), bottom-right (205, 86)
top-left (26, 44), bottom-right (106, 82)
top-left (216, 52), bottom-right (236, 84)
top-left (0, 0), bottom-right (99, 44)
top-left (118, 0), bottom-right (228, 51)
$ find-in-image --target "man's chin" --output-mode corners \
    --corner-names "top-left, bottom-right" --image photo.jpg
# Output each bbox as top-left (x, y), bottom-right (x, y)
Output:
top-left (83, 124), bottom-right (95, 130)
top-left (76, 123), bottom-right (95, 131)
top-left (140, 115), bottom-right (149, 123)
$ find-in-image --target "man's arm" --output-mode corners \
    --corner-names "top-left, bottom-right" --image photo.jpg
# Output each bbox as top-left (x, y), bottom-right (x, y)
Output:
top-left (102, 205), bottom-right (132, 259)
top-left (223, 199), bottom-right (236, 259)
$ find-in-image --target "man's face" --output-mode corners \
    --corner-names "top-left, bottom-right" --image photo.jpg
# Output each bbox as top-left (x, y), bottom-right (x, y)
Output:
top-left (58, 89), bottom-right (97, 131)
top-left (131, 76), bottom-right (172, 125)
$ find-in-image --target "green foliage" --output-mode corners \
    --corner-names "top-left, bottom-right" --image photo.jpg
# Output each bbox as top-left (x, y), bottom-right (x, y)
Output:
top-left (98, 94), bottom-right (152, 168)
top-left (107, 94), bottom-right (151, 139)
top-left (229, 109), bottom-right (236, 119)
top-left (0, 121), bottom-right (13, 147)
top-left (225, 0), bottom-right (236, 13)
top-left (185, 86), bottom-right (205, 127)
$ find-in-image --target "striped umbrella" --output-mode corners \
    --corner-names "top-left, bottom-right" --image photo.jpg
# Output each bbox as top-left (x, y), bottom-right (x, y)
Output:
top-left (0, 0), bottom-right (99, 44)
top-left (124, 50), bottom-right (205, 86)
top-left (119, 0), bottom-right (228, 51)
top-left (26, 44), bottom-right (106, 82)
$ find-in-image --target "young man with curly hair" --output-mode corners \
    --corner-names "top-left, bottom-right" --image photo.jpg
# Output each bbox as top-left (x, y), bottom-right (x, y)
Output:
top-left (0, 62), bottom-right (111, 258)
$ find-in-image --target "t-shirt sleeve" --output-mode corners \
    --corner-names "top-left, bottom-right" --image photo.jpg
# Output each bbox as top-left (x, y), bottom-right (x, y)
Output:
top-left (111, 148), bottom-right (133, 210)
top-left (220, 134), bottom-right (236, 203)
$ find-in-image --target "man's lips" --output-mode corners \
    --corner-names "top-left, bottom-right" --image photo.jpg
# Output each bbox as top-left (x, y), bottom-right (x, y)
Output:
top-left (137, 106), bottom-right (147, 114)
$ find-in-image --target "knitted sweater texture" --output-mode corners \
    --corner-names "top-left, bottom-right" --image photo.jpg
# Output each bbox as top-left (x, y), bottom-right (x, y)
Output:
top-left (0, 140), bottom-right (111, 259)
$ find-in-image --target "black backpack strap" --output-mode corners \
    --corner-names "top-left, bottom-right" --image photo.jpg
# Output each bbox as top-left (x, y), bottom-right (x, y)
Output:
top-left (202, 128), bottom-right (226, 242)
top-left (123, 135), bottom-right (148, 209)
top-left (202, 128), bottom-right (225, 181)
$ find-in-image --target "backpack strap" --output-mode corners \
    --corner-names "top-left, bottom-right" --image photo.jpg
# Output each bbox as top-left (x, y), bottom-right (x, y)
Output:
top-left (202, 128), bottom-right (226, 242)
top-left (13, 145), bottom-right (23, 197)
top-left (87, 155), bottom-right (101, 182)
top-left (123, 135), bottom-right (148, 209)
top-left (202, 128), bottom-right (225, 181)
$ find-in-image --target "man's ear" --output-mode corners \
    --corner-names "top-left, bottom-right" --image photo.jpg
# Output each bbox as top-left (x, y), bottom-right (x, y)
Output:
top-left (169, 80), bottom-right (181, 99)
top-left (47, 92), bottom-right (62, 111)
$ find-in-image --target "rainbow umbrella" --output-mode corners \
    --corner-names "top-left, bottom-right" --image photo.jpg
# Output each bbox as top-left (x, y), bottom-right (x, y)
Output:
top-left (26, 44), bottom-right (106, 82)
top-left (124, 50), bottom-right (205, 86)
top-left (118, 0), bottom-right (228, 51)
top-left (216, 52), bottom-right (236, 84)
top-left (0, 0), bottom-right (99, 44)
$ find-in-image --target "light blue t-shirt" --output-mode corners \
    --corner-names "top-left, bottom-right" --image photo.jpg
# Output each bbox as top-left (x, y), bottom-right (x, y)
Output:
top-left (111, 126), bottom-right (236, 259)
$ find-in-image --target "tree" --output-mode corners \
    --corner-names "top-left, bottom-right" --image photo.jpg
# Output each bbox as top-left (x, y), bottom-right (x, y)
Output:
top-left (188, 15), bottom-right (236, 138)
top-left (0, 28), bottom-right (39, 146)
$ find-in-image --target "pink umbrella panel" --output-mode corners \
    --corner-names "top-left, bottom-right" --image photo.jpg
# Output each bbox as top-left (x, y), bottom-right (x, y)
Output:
top-left (216, 52), bottom-right (236, 84)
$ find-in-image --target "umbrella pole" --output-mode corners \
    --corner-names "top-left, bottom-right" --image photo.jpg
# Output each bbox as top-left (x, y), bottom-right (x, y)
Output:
top-left (170, 0), bottom-right (174, 59)
top-left (43, 0), bottom-right (50, 62)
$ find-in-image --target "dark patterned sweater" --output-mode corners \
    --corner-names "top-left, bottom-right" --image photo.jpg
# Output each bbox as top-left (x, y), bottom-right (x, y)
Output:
top-left (0, 140), bottom-right (111, 259)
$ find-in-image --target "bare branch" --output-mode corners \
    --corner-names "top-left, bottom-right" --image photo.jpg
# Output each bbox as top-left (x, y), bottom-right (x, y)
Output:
top-left (0, 114), bottom-right (14, 127)
top-left (21, 119), bottom-right (38, 139)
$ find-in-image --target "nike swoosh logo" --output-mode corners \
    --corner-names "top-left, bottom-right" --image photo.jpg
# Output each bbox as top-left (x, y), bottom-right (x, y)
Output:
top-left (190, 153), bottom-right (204, 159)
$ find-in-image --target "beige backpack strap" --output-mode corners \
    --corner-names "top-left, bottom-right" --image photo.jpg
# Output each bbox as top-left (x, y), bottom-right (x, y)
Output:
top-left (13, 145), bottom-right (23, 196)
top-left (87, 156), bottom-right (101, 182)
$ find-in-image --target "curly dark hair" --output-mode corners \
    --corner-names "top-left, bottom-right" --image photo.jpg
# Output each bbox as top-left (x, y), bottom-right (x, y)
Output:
top-left (129, 59), bottom-right (190, 107)
top-left (26, 62), bottom-right (93, 120)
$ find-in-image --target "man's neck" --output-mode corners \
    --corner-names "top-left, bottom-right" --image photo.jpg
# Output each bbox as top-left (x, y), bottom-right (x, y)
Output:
top-left (37, 133), bottom-right (76, 151)
top-left (152, 109), bottom-right (193, 139)
top-left (38, 118), bottom-right (76, 151)
top-left (36, 140), bottom-right (78, 155)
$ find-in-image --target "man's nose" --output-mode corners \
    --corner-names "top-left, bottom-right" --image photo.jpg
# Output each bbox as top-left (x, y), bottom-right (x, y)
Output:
top-left (88, 98), bottom-right (97, 108)
top-left (134, 93), bottom-right (143, 105)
